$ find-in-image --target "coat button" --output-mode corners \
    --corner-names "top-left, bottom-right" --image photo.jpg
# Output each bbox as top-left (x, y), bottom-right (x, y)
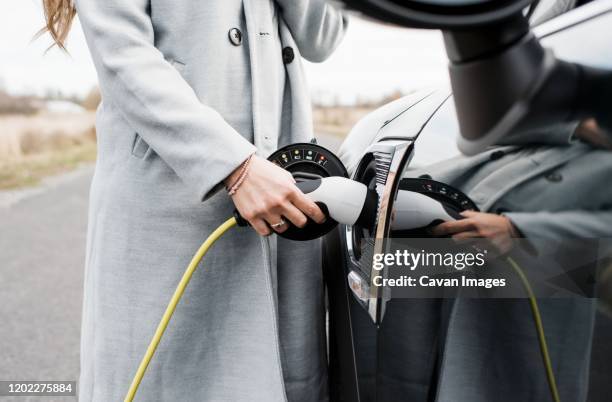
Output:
top-left (282, 46), bottom-right (295, 64)
top-left (228, 28), bottom-right (242, 46)
top-left (490, 150), bottom-right (505, 160)
top-left (545, 172), bottom-right (563, 182)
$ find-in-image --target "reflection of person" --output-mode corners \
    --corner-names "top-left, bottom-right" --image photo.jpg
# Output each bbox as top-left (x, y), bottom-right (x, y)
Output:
top-left (41, 1), bottom-right (346, 401)
top-left (398, 120), bottom-right (612, 402)
top-left (430, 119), bottom-right (612, 250)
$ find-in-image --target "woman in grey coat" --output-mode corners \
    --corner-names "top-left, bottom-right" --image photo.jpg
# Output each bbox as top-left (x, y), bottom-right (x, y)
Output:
top-left (41, 0), bottom-right (346, 400)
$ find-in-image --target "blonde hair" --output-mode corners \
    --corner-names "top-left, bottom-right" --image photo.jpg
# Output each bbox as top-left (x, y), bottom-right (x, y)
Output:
top-left (40, 0), bottom-right (77, 50)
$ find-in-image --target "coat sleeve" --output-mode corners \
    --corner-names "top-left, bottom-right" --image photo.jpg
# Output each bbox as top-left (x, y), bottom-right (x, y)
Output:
top-left (505, 210), bottom-right (612, 239)
top-left (75, 0), bottom-right (257, 201)
top-left (276, 0), bottom-right (348, 62)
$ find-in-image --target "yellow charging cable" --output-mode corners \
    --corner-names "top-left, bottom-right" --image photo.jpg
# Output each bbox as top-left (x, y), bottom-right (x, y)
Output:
top-left (507, 256), bottom-right (561, 402)
top-left (122, 217), bottom-right (561, 402)
top-left (124, 216), bottom-right (237, 402)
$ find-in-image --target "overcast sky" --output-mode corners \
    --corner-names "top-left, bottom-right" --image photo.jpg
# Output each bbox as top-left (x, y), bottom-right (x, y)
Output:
top-left (0, 1), bottom-right (449, 104)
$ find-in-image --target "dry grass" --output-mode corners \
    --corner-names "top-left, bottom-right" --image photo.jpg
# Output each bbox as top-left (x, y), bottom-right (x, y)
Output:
top-left (0, 142), bottom-right (96, 190)
top-left (19, 126), bottom-right (96, 154)
top-left (0, 112), bottom-right (97, 189)
top-left (0, 112), bottom-right (96, 158)
top-left (313, 106), bottom-right (375, 138)
top-left (0, 91), bottom-right (40, 115)
top-left (312, 91), bottom-right (407, 138)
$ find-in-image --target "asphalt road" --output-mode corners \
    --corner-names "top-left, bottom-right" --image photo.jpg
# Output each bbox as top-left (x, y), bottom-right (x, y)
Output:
top-left (0, 166), bottom-right (92, 401)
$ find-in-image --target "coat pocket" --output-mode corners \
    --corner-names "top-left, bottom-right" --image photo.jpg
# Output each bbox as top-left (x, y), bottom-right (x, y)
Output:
top-left (131, 133), bottom-right (150, 159)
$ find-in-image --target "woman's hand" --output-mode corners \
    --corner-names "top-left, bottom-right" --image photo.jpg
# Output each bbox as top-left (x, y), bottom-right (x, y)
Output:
top-left (430, 211), bottom-right (521, 254)
top-left (226, 155), bottom-right (326, 236)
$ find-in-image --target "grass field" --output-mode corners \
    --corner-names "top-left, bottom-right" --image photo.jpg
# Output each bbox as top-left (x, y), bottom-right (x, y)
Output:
top-left (313, 105), bottom-right (374, 138)
top-left (0, 142), bottom-right (96, 190)
top-left (0, 112), bottom-right (96, 189)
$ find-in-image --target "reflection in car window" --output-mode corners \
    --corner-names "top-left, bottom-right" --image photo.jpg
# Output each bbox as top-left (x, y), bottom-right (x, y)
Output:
top-left (404, 98), bottom-right (460, 175)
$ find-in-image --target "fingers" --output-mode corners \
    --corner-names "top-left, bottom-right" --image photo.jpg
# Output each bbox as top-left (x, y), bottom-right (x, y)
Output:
top-left (451, 230), bottom-right (481, 240)
top-left (263, 200), bottom-right (314, 233)
top-left (262, 213), bottom-right (289, 234)
top-left (460, 210), bottom-right (478, 218)
top-left (430, 219), bottom-right (475, 236)
top-left (235, 192), bottom-right (316, 236)
top-left (289, 187), bottom-right (326, 224)
top-left (250, 218), bottom-right (272, 236)
top-left (278, 202), bottom-right (308, 229)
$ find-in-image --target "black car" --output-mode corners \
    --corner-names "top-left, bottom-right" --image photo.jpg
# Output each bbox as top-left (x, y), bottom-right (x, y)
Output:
top-left (324, 2), bottom-right (612, 401)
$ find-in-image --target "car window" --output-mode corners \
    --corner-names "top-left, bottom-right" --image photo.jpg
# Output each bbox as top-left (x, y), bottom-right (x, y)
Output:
top-left (406, 98), bottom-right (460, 172)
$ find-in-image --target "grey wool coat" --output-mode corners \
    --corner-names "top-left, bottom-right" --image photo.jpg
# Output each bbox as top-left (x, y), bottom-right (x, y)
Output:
top-left (75, 0), bottom-right (346, 401)
top-left (397, 125), bottom-right (612, 402)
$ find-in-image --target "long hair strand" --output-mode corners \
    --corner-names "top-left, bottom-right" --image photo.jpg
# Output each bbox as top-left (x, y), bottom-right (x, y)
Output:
top-left (39, 0), bottom-right (76, 50)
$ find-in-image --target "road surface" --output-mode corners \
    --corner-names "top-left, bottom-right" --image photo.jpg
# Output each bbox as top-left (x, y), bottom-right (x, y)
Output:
top-left (0, 166), bottom-right (91, 401)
